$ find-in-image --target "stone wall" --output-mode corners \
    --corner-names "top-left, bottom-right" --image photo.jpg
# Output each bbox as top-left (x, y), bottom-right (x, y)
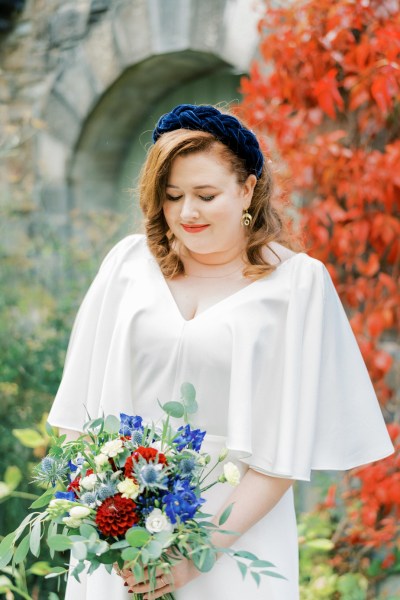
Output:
top-left (0, 0), bottom-right (262, 252)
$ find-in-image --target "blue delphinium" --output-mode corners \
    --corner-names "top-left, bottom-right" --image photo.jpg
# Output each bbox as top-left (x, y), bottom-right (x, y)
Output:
top-left (119, 413), bottom-right (144, 437)
top-left (173, 424), bottom-right (206, 452)
top-left (162, 479), bottom-right (205, 524)
top-left (55, 491), bottom-right (76, 502)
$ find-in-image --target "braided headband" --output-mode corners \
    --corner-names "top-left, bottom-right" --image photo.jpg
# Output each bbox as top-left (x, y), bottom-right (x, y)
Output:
top-left (152, 104), bottom-right (264, 179)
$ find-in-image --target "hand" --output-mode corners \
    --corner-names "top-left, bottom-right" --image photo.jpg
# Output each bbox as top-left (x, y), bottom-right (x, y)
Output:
top-left (115, 557), bottom-right (200, 599)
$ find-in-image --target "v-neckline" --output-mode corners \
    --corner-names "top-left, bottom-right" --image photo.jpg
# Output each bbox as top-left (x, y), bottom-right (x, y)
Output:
top-left (151, 252), bottom-right (304, 324)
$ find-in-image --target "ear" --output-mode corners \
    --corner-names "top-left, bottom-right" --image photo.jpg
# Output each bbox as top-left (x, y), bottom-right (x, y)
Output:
top-left (241, 174), bottom-right (257, 209)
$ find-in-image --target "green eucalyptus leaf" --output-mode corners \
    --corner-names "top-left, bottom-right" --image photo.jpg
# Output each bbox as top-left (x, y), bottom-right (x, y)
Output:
top-left (250, 559), bottom-right (276, 569)
top-left (251, 571), bottom-right (261, 586)
top-left (104, 415), bottom-right (120, 434)
top-left (71, 542), bottom-right (87, 561)
top-left (14, 533), bottom-right (30, 565)
top-left (110, 540), bottom-right (130, 550)
top-left (47, 534), bottom-right (72, 551)
top-left (180, 382), bottom-right (196, 404)
top-left (0, 532), bottom-right (15, 568)
top-left (121, 547), bottom-right (140, 562)
top-left (28, 561), bottom-right (53, 575)
top-left (146, 540), bottom-right (163, 560)
top-left (79, 524), bottom-right (98, 540)
top-left (29, 519), bottom-right (41, 557)
top-left (94, 541), bottom-right (109, 555)
top-left (236, 561), bottom-right (247, 579)
top-left (218, 503), bottom-right (234, 526)
top-left (133, 561), bottom-right (144, 583)
top-left (141, 548), bottom-right (150, 564)
top-left (259, 569), bottom-right (287, 580)
top-left (234, 550), bottom-right (259, 561)
top-left (126, 527), bottom-right (151, 548)
top-left (30, 488), bottom-right (55, 509)
top-left (162, 402), bottom-right (184, 419)
top-left (192, 548), bottom-right (216, 572)
top-left (44, 567), bottom-right (68, 579)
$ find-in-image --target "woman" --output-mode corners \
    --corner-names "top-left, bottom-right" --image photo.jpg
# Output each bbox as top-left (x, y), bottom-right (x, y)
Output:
top-left (48, 104), bottom-right (394, 600)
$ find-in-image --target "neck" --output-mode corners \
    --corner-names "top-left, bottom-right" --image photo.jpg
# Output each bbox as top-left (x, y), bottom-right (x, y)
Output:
top-left (181, 244), bottom-right (246, 277)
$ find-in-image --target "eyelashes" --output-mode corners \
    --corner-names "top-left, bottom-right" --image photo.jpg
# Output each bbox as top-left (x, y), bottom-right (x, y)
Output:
top-left (165, 195), bottom-right (215, 202)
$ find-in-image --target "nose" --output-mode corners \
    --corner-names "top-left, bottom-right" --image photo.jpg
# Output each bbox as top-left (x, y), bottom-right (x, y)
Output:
top-left (179, 197), bottom-right (200, 222)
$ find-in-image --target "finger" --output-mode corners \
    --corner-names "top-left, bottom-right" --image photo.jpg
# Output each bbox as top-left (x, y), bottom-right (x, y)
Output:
top-left (143, 583), bottom-right (175, 600)
top-left (129, 575), bottom-right (171, 595)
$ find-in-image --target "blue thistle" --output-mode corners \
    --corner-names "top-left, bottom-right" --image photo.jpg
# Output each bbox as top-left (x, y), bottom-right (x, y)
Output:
top-left (96, 483), bottom-right (117, 501)
top-left (34, 456), bottom-right (69, 486)
top-left (80, 492), bottom-right (97, 507)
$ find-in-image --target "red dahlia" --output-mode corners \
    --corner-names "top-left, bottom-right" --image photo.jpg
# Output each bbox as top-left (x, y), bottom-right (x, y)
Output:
top-left (95, 493), bottom-right (139, 537)
top-left (124, 446), bottom-right (167, 478)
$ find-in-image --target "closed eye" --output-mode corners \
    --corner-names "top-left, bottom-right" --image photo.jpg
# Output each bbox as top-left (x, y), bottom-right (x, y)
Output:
top-left (166, 194), bottom-right (183, 201)
top-left (200, 195), bottom-right (215, 201)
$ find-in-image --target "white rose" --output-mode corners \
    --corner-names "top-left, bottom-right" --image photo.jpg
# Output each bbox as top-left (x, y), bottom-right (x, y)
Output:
top-left (117, 478), bottom-right (140, 500)
top-left (223, 462), bottom-right (240, 486)
top-left (80, 473), bottom-right (97, 490)
top-left (101, 439), bottom-right (124, 458)
top-left (145, 508), bottom-right (174, 534)
top-left (69, 505), bottom-right (91, 518)
top-left (94, 453), bottom-right (109, 468)
top-left (62, 516), bottom-right (81, 528)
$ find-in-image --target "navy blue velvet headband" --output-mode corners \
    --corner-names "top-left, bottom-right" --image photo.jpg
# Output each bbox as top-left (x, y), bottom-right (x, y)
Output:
top-left (152, 104), bottom-right (264, 179)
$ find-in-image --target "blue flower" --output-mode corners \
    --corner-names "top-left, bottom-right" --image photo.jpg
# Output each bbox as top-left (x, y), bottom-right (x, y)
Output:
top-left (162, 479), bottom-right (205, 524)
top-left (68, 457), bottom-right (85, 473)
top-left (119, 413), bottom-right (144, 436)
top-left (174, 425), bottom-right (206, 452)
top-left (55, 491), bottom-right (76, 502)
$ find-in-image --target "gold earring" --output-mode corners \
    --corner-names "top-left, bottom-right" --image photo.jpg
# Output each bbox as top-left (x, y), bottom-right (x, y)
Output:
top-left (241, 210), bottom-right (253, 227)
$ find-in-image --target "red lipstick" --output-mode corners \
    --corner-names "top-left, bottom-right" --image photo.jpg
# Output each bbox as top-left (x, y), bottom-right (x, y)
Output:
top-left (181, 224), bottom-right (210, 233)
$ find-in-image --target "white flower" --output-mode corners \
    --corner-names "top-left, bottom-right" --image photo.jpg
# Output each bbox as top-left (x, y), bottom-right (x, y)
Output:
top-left (80, 473), bottom-right (97, 490)
top-left (62, 516), bottom-right (81, 528)
top-left (117, 478), bottom-right (140, 500)
top-left (223, 462), bottom-right (240, 486)
top-left (69, 505), bottom-right (91, 518)
top-left (145, 508), bottom-right (174, 534)
top-left (218, 447), bottom-right (229, 462)
top-left (94, 453), bottom-right (109, 468)
top-left (101, 439), bottom-right (124, 458)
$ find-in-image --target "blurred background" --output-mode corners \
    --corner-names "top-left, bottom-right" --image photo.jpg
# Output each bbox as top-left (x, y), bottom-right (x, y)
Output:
top-left (0, 0), bottom-right (399, 598)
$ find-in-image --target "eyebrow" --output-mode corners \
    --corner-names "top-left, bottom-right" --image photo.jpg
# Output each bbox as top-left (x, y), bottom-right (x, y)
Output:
top-left (166, 184), bottom-right (218, 189)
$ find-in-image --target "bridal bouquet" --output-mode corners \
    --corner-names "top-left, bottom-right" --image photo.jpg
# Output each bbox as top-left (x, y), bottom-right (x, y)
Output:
top-left (0, 383), bottom-right (284, 599)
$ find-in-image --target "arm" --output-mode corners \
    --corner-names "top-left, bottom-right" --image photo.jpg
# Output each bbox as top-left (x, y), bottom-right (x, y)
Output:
top-left (59, 427), bottom-right (82, 442)
top-left (124, 468), bottom-right (293, 599)
top-left (211, 468), bottom-right (293, 550)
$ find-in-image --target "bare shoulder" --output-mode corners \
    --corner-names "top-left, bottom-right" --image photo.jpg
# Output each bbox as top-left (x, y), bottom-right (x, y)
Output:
top-left (262, 241), bottom-right (298, 266)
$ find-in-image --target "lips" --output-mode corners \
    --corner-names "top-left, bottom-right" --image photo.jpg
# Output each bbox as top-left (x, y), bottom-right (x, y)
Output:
top-left (181, 224), bottom-right (210, 233)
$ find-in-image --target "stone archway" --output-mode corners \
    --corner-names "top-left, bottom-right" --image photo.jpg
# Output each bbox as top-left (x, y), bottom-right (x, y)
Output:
top-left (36, 0), bottom-right (261, 226)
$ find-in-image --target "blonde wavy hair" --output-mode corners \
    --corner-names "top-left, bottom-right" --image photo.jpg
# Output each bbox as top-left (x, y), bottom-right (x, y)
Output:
top-left (138, 127), bottom-right (297, 280)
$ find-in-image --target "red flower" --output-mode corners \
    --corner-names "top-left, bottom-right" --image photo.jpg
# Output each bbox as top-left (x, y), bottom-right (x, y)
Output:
top-left (95, 494), bottom-right (139, 537)
top-left (124, 446), bottom-right (167, 478)
top-left (67, 469), bottom-right (94, 496)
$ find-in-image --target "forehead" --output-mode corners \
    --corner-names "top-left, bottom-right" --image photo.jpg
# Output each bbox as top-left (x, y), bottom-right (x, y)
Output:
top-left (168, 148), bottom-right (234, 183)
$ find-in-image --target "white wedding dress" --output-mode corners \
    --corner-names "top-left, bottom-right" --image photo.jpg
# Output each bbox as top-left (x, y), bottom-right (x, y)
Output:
top-left (48, 235), bottom-right (393, 600)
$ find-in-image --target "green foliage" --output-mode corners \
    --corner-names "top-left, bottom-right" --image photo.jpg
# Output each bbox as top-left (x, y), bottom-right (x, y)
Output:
top-left (0, 210), bottom-right (122, 597)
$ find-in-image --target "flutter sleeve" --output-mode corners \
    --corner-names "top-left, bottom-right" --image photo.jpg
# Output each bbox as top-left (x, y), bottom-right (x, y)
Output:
top-left (227, 256), bottom-right (394, 481)
top-left (47, 235), bottom-right (141, 432)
